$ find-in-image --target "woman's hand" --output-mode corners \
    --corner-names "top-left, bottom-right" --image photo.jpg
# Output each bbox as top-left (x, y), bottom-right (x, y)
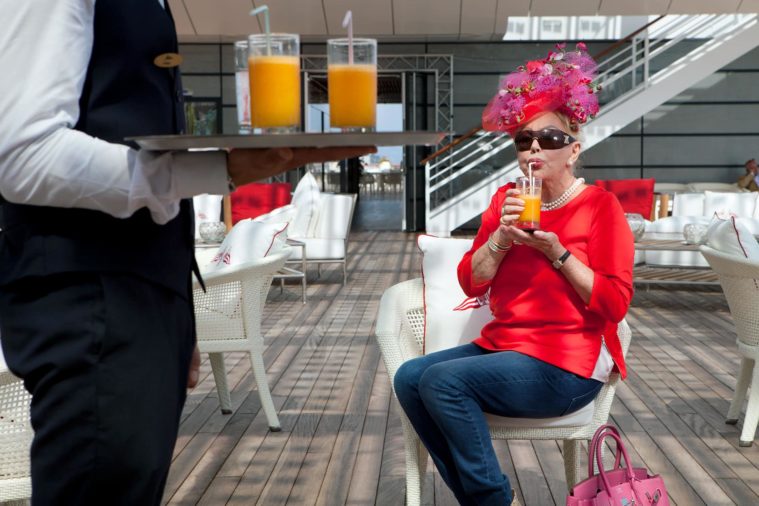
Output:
top-left (493, 188), bottom-right (525, 246)
top-left (512, 229), bottom-right (565, 261)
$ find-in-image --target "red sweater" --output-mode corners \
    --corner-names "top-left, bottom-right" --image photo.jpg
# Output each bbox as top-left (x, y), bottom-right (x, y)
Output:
top-left (457, 184), bottom-right (634, 379)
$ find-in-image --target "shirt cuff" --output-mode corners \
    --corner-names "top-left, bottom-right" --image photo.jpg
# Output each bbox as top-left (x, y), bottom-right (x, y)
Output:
top-left (171, 150), bottom-right (230, 198)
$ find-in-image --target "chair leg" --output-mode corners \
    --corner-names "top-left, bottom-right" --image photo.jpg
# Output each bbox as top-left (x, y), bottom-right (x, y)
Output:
top-left (563, 440), bottom-right (582, 490)
top-left (209, 352), bottom-right (233, 414)
top-left (727, 357), bottom-right (754, 424)
top-left (739, 362), bottom-right (759, 446)
top-left (399, 413), bottom-right (427, 506)
top-left (342, 260), bottom-right (347, 285)
top-left (248, 350), bottom-right (281, 432)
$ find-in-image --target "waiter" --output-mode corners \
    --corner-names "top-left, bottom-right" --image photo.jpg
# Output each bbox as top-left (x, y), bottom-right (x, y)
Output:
top-left (0, 1), bottom-right (373, 504)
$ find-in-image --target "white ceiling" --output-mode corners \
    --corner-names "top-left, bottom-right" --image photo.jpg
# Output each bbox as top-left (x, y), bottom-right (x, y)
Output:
top-left (168, 0), bottom-right (759, 42)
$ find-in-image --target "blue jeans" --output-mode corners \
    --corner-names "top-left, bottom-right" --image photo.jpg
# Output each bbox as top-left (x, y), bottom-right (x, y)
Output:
top-left (394, 344), bottom-right (602, 506)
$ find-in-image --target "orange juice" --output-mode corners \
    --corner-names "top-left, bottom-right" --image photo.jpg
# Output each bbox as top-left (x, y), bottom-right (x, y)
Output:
top-left (517, 195), bottom-right (541, 231)
top-left (248, 55), bottom-right (301, 129)
top-left (328, 64), bottom-right (377, 128)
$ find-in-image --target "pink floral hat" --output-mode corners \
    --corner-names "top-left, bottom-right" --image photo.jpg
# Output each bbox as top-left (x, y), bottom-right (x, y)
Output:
top-left (482, 43), bottom-right (601, 136)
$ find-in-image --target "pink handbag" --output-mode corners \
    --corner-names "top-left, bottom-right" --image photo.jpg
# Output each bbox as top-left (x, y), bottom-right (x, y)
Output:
top-left (566, 424), bottom-right (669, 506)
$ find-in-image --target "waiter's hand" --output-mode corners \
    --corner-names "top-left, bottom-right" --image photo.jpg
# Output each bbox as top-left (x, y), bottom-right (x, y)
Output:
top-left (187, 344), bottom-right (201, 389)
top-left (227, 146), bottom-right (377, 187)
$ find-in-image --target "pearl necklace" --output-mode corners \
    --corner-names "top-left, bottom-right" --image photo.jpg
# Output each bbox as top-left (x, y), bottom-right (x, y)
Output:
top-left (541, 177), bottom-right (585, 211)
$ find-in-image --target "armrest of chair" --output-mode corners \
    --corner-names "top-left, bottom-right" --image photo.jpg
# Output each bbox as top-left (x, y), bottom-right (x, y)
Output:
top-left (193, 248), bottom-right (292, 290)
top-left (375, 278), bottom-right (425, 386)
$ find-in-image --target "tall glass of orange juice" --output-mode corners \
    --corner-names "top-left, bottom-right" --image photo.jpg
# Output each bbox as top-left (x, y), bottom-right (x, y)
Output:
top-left (327, 38), bottom-right (377, 131)
top-left (516, 176), bottom-right (542, 232)
top-left (247, 33), bottom-right (301, 133)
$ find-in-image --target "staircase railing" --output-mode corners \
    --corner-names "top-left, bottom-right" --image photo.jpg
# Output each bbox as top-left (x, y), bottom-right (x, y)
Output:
top-left (425, 13), bottom-right (757, 230)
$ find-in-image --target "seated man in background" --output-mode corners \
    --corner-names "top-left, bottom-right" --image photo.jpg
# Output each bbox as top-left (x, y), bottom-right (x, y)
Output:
top-left (738, 159), bottom-right (759, 191)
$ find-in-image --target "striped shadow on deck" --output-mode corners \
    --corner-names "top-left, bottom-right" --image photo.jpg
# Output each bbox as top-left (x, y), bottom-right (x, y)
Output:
top-left (163, 231), bottom-right (759, 506)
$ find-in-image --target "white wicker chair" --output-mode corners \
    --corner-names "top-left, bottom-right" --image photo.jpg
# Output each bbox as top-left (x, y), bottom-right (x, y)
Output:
top-left (700, 246), bottom-right (759, 446)
top-left (193, 248), bottom-right (290, 431)
top-left (375, 278), bottom-right (632, 506)
top-left (0, 367), bottom-right (32, 504)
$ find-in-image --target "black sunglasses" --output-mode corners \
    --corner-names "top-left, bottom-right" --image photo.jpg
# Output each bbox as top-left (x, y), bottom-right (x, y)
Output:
top-left (514, 127), bottom-right (577, 152)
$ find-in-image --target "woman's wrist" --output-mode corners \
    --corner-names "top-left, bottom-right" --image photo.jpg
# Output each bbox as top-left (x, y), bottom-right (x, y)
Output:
top-left (487, 233), bottom-right (512, 254)
top-left (547, 244), bottom-right (566, 262)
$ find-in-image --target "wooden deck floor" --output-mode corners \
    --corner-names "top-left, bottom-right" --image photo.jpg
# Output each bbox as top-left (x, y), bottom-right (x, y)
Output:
top-left (165, 231), bottom-right (759, 506)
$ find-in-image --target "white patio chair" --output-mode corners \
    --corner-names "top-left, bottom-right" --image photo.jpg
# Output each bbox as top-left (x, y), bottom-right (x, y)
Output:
top-left (289, 193), bottom-right (357, 285)
top-left (375, 278), bottom-right (632, 506)
top-left (700, 246), bottom-right (759, 446)
top-left (193, 248), bottom-right (290, 431)
top-left (0, 368), bottom-right (32, 504)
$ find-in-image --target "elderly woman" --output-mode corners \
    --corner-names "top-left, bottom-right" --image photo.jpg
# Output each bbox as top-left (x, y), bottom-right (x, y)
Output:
top-left (394, 44), bottom-right (634, 506)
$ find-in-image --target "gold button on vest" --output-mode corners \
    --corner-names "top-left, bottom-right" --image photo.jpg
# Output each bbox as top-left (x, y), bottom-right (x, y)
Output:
top-left (153, 52), bottom-right (183, 68)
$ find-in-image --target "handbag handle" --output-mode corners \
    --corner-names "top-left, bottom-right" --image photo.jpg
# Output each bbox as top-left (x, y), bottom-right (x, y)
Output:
top-left (587, 424), bottom-right (622, 478)
top-left (595, 430), bottom-right (636, 496)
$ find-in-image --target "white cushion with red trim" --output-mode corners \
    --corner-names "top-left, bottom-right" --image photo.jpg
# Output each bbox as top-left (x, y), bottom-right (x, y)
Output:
top-left (253, 204), bottom-right (298, 226)
top-left (707, 215), bottom-right (759, 260)
top-left (203, 219), bottom-right (289, 273)
top-left (418, 235), bottom-right (494, 354)
top-left (291, 172), bottom-right (322, 237)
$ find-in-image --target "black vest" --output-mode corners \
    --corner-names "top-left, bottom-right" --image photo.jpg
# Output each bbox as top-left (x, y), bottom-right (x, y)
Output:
top-left (0, 0), bottom-right (194, 298)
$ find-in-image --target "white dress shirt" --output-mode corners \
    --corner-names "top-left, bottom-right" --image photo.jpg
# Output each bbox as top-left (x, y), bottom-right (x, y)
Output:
top-left (0, 0), bottom-right (228, 225)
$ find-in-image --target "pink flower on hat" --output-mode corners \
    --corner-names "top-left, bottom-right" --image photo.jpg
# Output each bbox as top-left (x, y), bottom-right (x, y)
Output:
top-left (482, 43), bottom-right (600, 136)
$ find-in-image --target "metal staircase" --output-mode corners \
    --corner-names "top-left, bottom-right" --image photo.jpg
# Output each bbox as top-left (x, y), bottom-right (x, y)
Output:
top-left (425, 14), bottom-right (759, 236)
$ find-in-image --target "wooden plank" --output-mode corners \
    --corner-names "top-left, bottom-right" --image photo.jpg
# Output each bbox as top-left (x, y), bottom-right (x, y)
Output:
top-left (197, 476), bottom-right (239, 506)
top-left (532, 440), bottom-right (568, 504)
top-left (715, 478), bottom-right (759, 506)
top-left (157, 231), bottom-right (759, 505)
top-left (344, 361), bottom-right (392, 505)
top-left (376, 399), bottom-right (408, 506)
top-left (509, 440), bottom-right (554, 506)
top-left (168, 413), bottom-right (253, 504)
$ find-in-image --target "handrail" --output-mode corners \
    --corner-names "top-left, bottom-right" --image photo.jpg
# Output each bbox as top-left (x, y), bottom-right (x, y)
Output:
top-left (594, 15), bottom-right (665, 60)
top-left (421, 15), bottom-right (668, 166)
top-left (420, 126), bottom-right (480, 165)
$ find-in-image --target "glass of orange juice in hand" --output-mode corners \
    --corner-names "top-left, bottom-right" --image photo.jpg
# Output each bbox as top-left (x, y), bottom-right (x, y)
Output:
top-left (328, 38), bottom-right (377, 131)
top-left (515, 176), bottom-right (542, 232)
top-left (247, 33), bottom-right (301, 133)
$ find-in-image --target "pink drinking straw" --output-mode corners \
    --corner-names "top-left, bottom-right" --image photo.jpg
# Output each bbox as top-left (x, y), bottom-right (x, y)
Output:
top-left (342, 10), bottom-right (354, 64)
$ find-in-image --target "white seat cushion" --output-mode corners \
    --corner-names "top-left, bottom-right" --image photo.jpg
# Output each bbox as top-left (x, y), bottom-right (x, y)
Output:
top-left (648, 215), bottom-right (710, 233)
top-left (287, 237), bottom-right (345, 260)
top-left (485, 400), bottom-right (595, 428)
top-left (417, 235), bottom-right (494, 354)
top-left (645, 216), bottom-right (711, 267)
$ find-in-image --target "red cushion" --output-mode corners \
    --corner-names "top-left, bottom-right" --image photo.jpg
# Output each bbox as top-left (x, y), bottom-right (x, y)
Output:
top-left (594, 178), bottom-right (655, 217)
top-left (230, 182), bottom-right (292, 224)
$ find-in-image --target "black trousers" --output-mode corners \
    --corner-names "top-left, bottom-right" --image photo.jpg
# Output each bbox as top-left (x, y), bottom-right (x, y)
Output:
top-left (0, 273), bottom-right (194, 505)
